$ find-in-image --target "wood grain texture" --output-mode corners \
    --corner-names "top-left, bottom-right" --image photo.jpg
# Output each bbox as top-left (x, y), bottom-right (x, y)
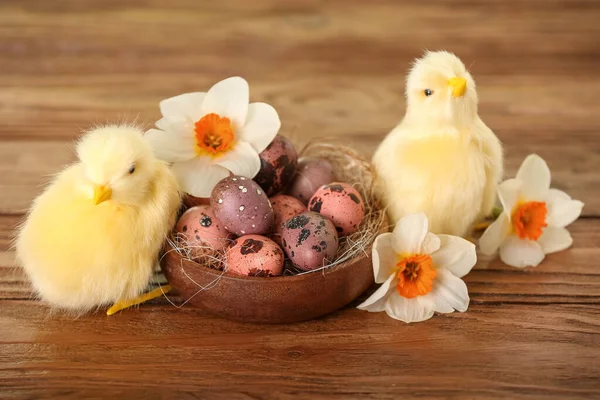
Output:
top-left (1, 301), bottom-right (599, 400)
top-left (1, 0), bottom-right (599, 399)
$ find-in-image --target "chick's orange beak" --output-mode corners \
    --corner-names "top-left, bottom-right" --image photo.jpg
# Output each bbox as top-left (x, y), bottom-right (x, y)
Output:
top-left (93, 185), bottom-right (112, 205)
top-left (449, 77), bottom-right (467, 97)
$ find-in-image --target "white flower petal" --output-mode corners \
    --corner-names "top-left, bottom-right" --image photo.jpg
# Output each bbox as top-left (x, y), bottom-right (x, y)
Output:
top-left (546, 189), bottom-right (584, 228)
top-left (498, 179), bottom-right (522, 217)
top-left (538, 226), bottom-right (573, 254)
top-left (421, 232), bottom-right (441, 255)
top-left (160, 92), bottom-right (206, 121)
top-left (202, 77), bottom-right (249, 129)
top-left (421, 292), bottom-right (451, 314)
top-left (499, 236), bottom-right (545, 268)
top-left (516, 154), bottom-right (551, 200)
top-left (384, 293), bottom-right (435, 323)
top-left (156, 117), bottom-right (176, 132)
top-left (548, 199), bottom-right (584, 228)
top-left (432, 235), bottom-right (477, 278)
top-left (428, 268), bottom-right (470, 313)
top-left (215, 142), bottom-right (261, 179)
top-left (392, 213), bottom-right (429, 254)
top-left (546, 188), bottom-right (571, 203)
top-left (171, 157), bottom-right (230, 198)
top-left (479, 214), bottom-right (511, 256)
top-left (144, 129), bottom-right (196, 162)
top-left (154, 117), bottom-right (194, 140)
top-left (357, 274), bottom-right (396, 312)
top-left (372, 233), bottom-right (397, 284)
top-left (238, 102), bottom-right (281, 153)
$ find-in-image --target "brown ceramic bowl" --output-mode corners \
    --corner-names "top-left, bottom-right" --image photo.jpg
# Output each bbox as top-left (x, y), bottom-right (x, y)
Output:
top-left (161, 243), bottom-right (378, 324)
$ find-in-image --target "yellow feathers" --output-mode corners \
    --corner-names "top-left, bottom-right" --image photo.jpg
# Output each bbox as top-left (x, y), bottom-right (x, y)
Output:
top-left (16, 125), bottom-right (181, 313)
top-left (374, 51), bottom-right (503, 237)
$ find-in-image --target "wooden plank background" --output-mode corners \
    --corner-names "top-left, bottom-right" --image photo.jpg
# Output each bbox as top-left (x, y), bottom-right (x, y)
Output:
top-left (1, 1), bottom-right (599, 399)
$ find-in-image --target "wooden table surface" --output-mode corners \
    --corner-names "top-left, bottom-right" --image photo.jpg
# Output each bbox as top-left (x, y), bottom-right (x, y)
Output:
top-left (1, 1), bottom-right (599, 399)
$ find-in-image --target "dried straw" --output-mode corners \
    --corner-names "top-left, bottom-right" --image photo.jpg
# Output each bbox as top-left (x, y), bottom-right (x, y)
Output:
top-left (168, 140), bottom-right (387, 276)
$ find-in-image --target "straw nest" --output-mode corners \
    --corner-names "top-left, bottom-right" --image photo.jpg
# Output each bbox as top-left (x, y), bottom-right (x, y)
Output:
top-left (167, 140), bottom-right (387, 276)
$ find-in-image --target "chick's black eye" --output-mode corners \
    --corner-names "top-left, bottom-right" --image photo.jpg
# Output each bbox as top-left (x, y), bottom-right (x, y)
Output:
top-left (128, 164), bottom-right (136, 174)
top-left (424, 89), bottom-right (433, 96)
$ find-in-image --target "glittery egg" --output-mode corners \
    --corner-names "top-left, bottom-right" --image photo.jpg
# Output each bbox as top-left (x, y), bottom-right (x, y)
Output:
top-left (226, 235), bottom-right (284, 277)
top-left (269, 194), bottom-right (307, 245)
top-left (175, 205), bottom-right (231, 254)
top-left (308, 182), bottom-right (365, 236)
top-left (210, 176), bottom-right (274, 236)
top-left (281, 212), bottom-right (338, 271)
top-left (288, 157), bottom-right (334, 204)
top-left (254, 135), bottom-right (298, 196)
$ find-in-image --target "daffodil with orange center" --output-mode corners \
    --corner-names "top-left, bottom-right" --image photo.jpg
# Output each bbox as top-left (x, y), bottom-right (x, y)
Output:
top-left (358, 213), bottom-right (477, 323)
top-left (145, 77), bottom-right (281, 198)
top-left (480, 154), bottom-right (584, 268)
top-left (512, 201), bottom-right (548, 240)
top-left (395, 253), bottom-right (436, 299)
top-left (194, 113), bottom-right (235, 156)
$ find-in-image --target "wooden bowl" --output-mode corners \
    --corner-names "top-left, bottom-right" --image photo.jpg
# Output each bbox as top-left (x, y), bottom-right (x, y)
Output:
top-left (163, 142), bottom-right (385, 323)
top-left (161, 245), bottom-right (377, 324)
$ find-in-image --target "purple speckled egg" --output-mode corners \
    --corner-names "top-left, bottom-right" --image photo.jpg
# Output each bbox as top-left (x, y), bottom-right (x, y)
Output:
top-left (211, 176), bottom-right (274, 236)
top-left (281, 212), bottom-right (339, 271)
top-left (226, 235), bottom-right (284, 277)
top-left (175, 206), bottom-right (231, 254)
top-left (308, 182), bottom-right (365, 237)
top-left (288, 157), bottom-right (334, 204)
top-left (253, 135), bottom-right (298, 196)
top-left (269, 194), bottom-right (307, 246)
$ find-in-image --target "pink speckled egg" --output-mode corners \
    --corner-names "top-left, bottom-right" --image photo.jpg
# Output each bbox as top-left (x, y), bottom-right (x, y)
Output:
top-left (210, 175), bottom-right (274, 236)
top-left (269, 194), bottom-right (307, 245)
top-left (175, 206), bottom-right (231, 255)
top-left (226, 235), bottom-right (284, 277)
top-left (308, 183), bottom-right (365, 236)
top-left (254, 135), bottom-right (298, 196)
top-left (281, 212), bottom-right (339, 271)
top-left (288, 157), bottom-right (334, 204)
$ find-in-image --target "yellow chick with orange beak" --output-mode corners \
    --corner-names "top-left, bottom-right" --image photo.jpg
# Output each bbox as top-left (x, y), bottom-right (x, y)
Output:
top-left (373, 51), bottom-right (503, 237)
top-left (16, 125), bottom-right (181, 314)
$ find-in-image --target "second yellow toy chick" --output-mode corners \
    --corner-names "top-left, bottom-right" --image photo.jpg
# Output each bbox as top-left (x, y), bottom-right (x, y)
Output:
top-left (16, 125), bottom-right (181, 314)
top-left (373, 51), bottom-right (503, 237)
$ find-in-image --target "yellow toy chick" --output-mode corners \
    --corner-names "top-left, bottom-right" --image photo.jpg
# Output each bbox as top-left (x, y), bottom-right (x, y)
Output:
top-left (16, 125), bottom-right (181, 314)
top-left (373, 51), bottom-right (503, 236)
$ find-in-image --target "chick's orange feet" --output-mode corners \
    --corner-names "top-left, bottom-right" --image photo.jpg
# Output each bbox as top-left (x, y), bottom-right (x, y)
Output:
top-left (106, 284), bottom-right (172, 316)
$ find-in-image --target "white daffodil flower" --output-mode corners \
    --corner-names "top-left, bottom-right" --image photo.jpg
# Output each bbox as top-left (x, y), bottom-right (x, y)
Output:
top-left (145, 77), bottom-right (281, 197)
top-left (479, 154), bottom-right (584, 268)
top-left (358, 213), bottom-right (477, 323)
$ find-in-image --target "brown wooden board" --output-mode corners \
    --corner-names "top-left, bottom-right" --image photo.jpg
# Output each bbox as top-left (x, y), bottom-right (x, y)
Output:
top-left (1, 0), bottom-right (599, 398)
